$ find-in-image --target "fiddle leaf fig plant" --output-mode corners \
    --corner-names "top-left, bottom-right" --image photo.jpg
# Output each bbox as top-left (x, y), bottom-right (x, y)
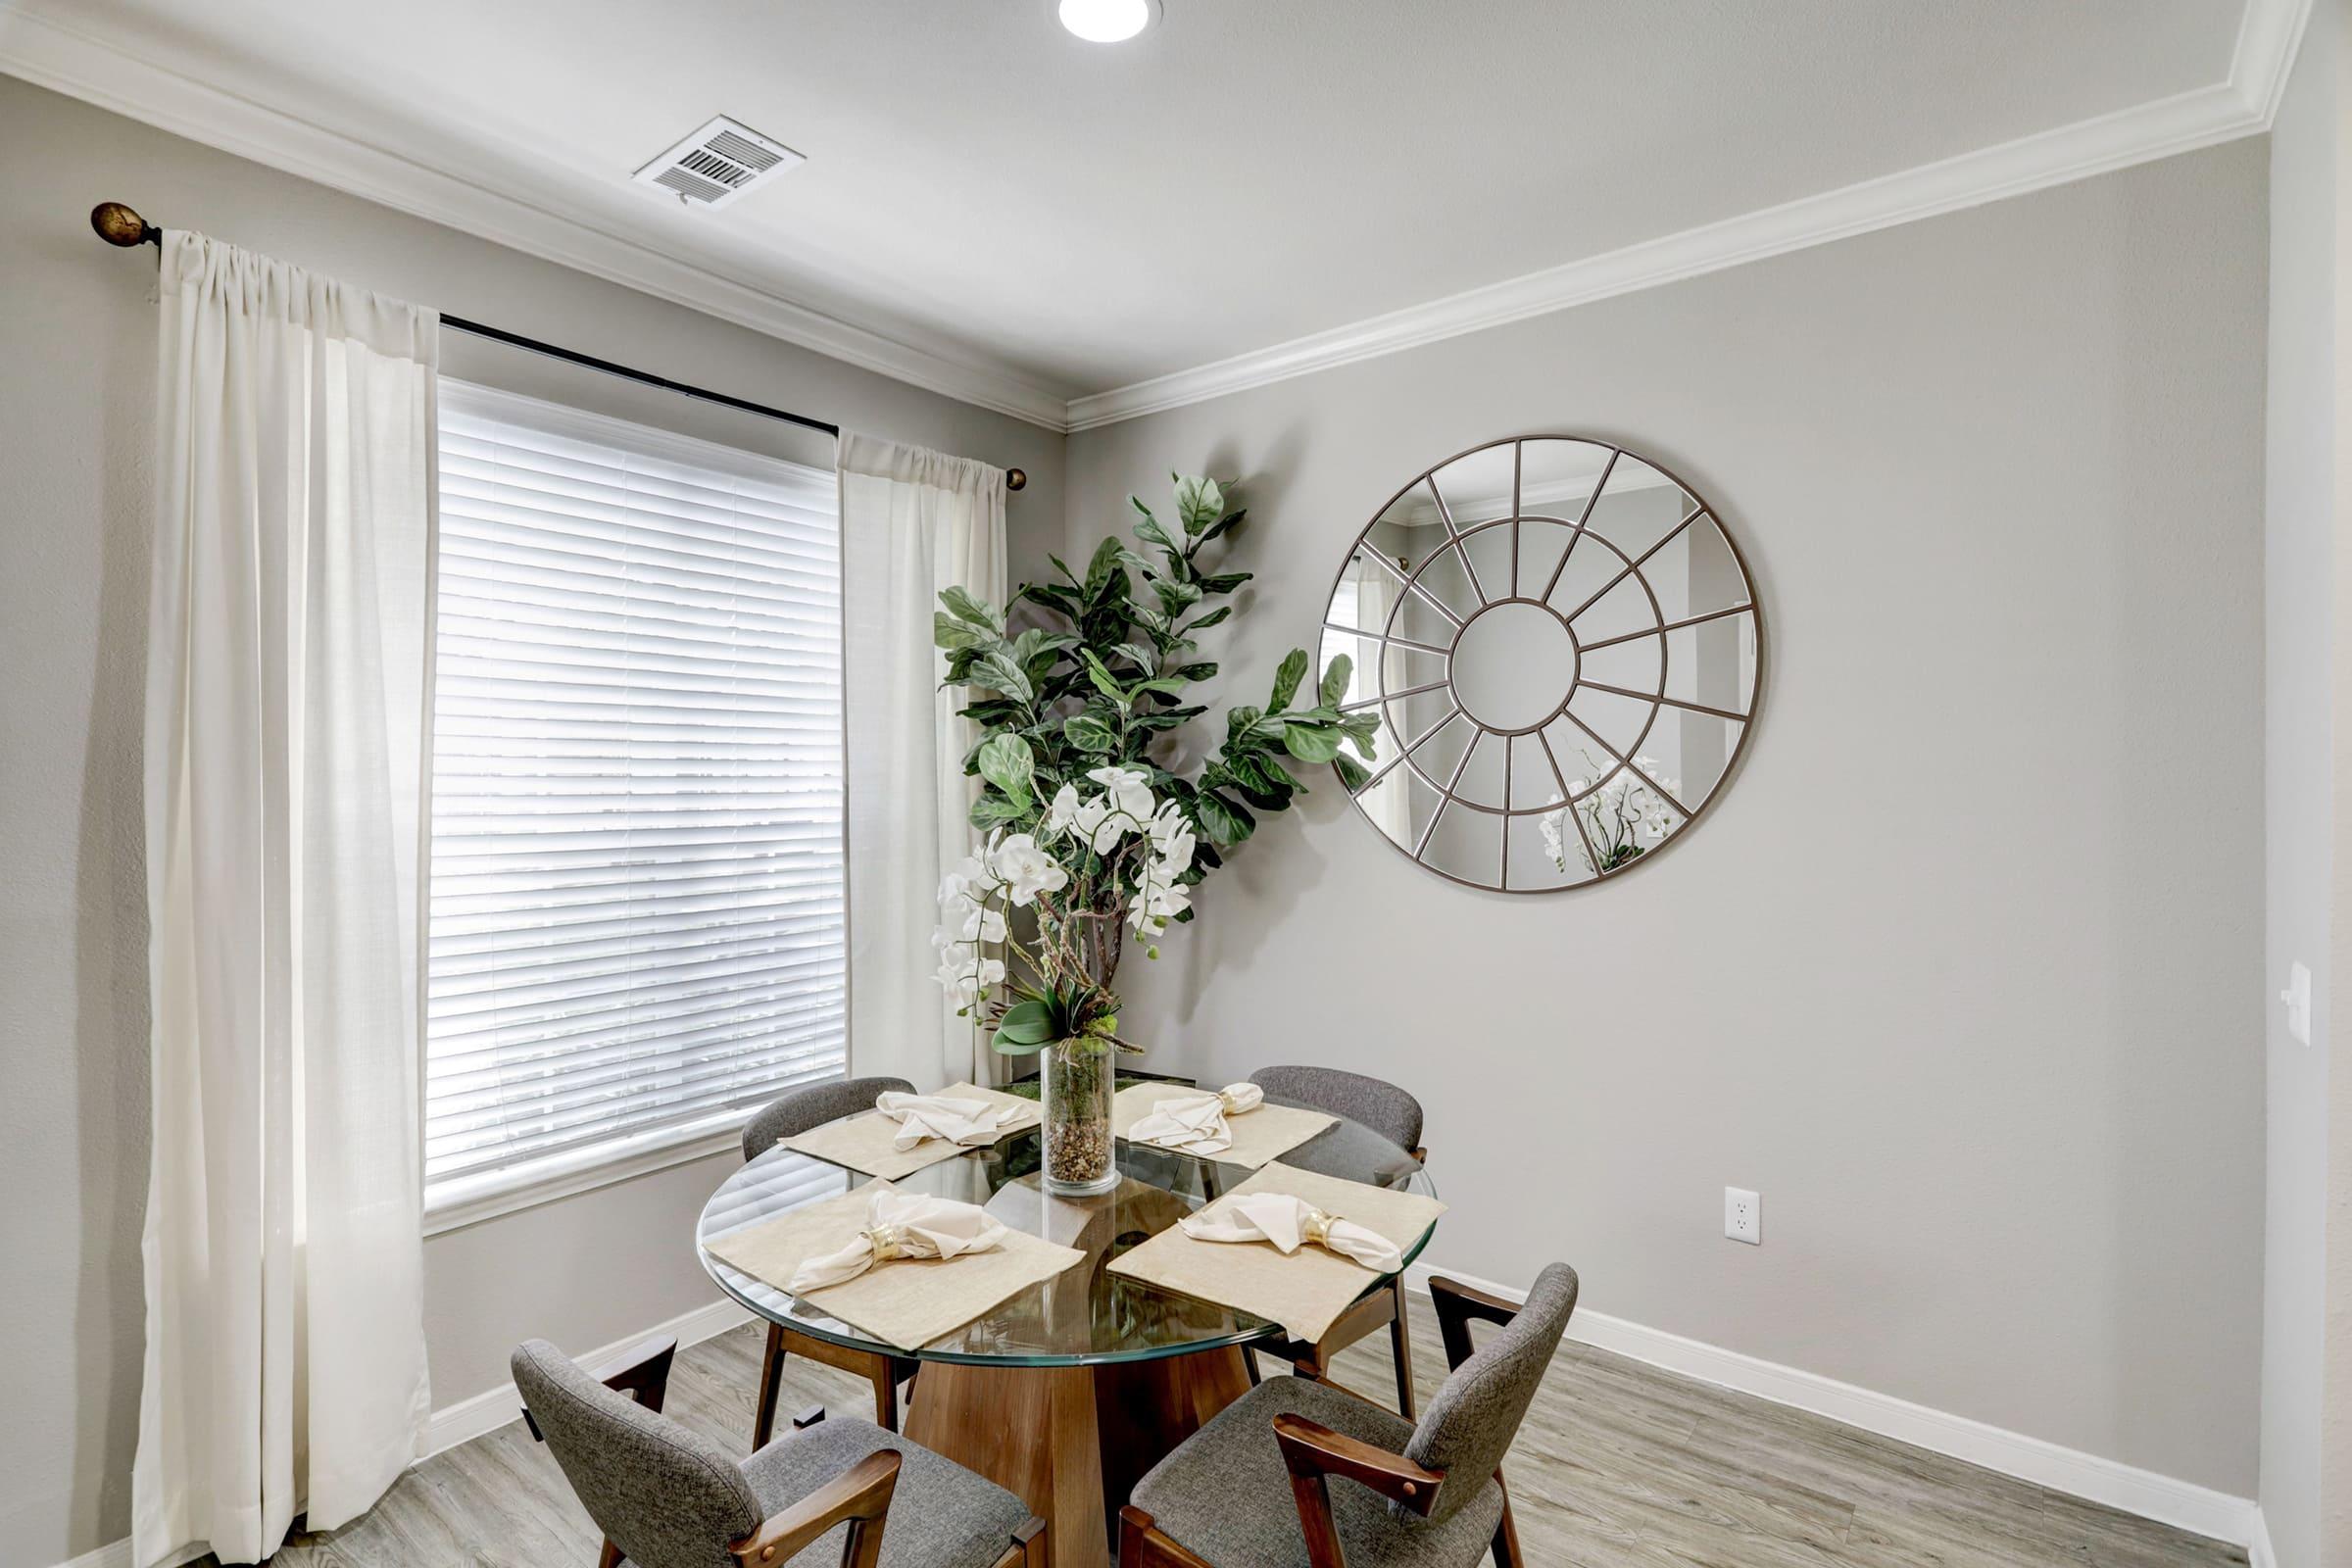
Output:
top-left (929, 474), bottom-right (1380, 1059)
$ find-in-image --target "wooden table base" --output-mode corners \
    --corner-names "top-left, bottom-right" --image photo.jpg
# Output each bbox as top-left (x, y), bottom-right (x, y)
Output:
top-left (904, 1347), bottom-right (1253, 1568)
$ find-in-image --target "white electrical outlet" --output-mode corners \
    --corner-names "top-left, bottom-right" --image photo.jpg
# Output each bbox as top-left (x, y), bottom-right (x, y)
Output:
top-left (1725, 1187), bottom-right (1761, 1245)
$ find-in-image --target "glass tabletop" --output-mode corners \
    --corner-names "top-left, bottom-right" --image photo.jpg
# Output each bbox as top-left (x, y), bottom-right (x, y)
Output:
top-left (695, 1095), bottom-right (1439, 1367)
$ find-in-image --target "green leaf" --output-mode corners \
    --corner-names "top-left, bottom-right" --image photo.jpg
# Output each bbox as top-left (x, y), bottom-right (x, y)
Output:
top-left (1333, 754), bottom-right (1371, 791)
top-left (1184, 605), bottom-right (1233, 633)
top-left (1063, 714), bottom-right (1119, 754)
top-left (1194, 790), bottom-right (1256, 847)
top-left (991, 1036), bottom-right (1048, 1056)
top-left (994, 1000), bottom-right (1055, 1046)
top-left (1268, 649), bottom-right (1309, 710)
top-left (1282, 722), bottom-right (1343, 763)
top-left (1200, 571), bottom-right (1253, 595)
top-left (1173, 475), bottom-right (1227, 535)
top-left (1133, 514), bottom-right (1177, 551)
top-left (1081, 650), bottom-right (1131, 710)
top-left (972, 652), bottom-right (1034, 704)
top-left (1197, 508), bottom-right (1247, 546)
top-left (977, 733), bottom-right (1035, 805)
top-left (939, 586), bottom-right (1004, 635)
top-left (1083, 536), bottom-right (1129, 602)
top-left (935, 612), bottom-right (993, 653)
top-left (969, 791), bottom-right (1026, 830)
top-left (1318, 654), bottom-right (1352, 708)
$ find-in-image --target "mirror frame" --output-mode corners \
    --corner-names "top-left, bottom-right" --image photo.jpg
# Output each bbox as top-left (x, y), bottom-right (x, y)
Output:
top-left (1321, 433), bottom-right (1767, 893)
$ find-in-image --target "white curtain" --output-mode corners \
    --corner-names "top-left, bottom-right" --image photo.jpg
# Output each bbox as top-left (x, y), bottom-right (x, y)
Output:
top-left (840, 434), bottom-right (1007, 1089)
top-left (134, 231), bottom-right (437, 1567)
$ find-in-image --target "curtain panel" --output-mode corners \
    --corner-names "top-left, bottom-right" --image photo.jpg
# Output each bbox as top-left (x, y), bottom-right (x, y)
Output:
top-left (134, 231), bottom-right (437, 1566)
top-left (839, 434), bottom-right (1007, 1089)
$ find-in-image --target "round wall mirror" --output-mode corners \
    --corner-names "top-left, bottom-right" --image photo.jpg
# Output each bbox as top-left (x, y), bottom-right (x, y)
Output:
top-left (1319, 435), bottom-right (1764, 892)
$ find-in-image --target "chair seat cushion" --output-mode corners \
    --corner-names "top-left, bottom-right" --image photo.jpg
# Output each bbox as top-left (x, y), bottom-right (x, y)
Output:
top-left (1131, 1377), bottom-right (1505, 1568)
top-left (742, 1415), bottom-right (1030, 1568)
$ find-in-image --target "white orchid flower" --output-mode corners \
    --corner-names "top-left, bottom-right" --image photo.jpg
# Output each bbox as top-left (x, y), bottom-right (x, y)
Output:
top-left (1070, 794), bottom-right (1130, 855)
top-left (1127, 878), bottom-right (1191, 935)
top-left (1046, 783), bottom-right (1082, 834)
top-left (1086, 764), bottom-right (1156, 822)
top-left (991, 832), bottom-right (1070, 906)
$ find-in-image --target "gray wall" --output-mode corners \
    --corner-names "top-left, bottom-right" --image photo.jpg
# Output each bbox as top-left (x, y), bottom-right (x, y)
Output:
top-left (2262, 8), bottom-right (2339, 1564)
top-left (0, 74), bottom-right (1062, 1568)
top-left (1056, 142), bottom-right (2269, 1493)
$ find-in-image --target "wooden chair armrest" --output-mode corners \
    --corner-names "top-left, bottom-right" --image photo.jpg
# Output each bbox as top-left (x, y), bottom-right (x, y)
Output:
top-left (729, 1448), bottom-right (901, 1567)
top-left (1428, 1275), bottom-right (1518, 1372)
top-left (587, 1334), bottom-right (680, 1415)
top-left (1272, 1413), bottom-right (1446, 1516)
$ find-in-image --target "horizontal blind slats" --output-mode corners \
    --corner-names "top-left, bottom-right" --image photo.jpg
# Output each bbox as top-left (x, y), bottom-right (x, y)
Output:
top-left (425, 383), bottom-right (846, 1200)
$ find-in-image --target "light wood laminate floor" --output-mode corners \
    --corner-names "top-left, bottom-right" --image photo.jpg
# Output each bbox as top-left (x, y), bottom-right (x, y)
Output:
top-left (225, 1301), bottom-right (2247, 1568)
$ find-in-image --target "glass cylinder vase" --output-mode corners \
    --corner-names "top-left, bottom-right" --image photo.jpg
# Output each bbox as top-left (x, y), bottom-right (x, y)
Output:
top-left (1041, 1037), bottom-right (1118, 1197)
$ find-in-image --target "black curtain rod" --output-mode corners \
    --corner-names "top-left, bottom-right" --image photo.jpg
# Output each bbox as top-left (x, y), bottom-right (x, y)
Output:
top-left (89, 201), bottom-right (1031, 487)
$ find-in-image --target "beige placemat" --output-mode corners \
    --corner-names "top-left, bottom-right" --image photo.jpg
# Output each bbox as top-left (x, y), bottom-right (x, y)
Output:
top-left (776, 1082), bottom-right (1042, 1179)
top-left (1113, 1081), bottom-right (1336, 1168)
top-left (1105, 1162), bottom-right (1446, 1345)
top-left (706, 1182), bottom-right (1084, 1350)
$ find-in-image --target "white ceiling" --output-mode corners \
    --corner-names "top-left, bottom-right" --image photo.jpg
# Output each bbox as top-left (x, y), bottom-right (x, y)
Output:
top-left (2, 0), bottom-right (2299, 426)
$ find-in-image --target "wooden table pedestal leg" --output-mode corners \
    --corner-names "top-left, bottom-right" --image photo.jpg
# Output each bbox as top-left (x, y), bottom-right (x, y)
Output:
top-left (902, 1347), bottom-right (1253, 1568)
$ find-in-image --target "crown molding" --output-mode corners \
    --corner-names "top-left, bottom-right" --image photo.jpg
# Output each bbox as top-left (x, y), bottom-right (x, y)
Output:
top-left (1065, 0), bottom-right (2313, 431)
top-left (4, 0), bottom-right (2309, 438)
top-left (0, 5), bottom-right (1072, 431)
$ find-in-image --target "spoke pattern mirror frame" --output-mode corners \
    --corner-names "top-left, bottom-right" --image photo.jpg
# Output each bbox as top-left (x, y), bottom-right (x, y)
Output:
top-left (1320, 434), bottom-right (1765, 893)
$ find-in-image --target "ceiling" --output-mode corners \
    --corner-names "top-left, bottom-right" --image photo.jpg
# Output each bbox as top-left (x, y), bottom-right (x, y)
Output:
top-left (1, 0), bottom-right (2299, 427)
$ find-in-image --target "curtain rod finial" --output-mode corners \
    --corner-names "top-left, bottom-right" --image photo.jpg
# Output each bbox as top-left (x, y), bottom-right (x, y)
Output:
top-left (1006, 467), bottom-right (1027, 493)
top-left (92, 202), bottom-right (158, 247)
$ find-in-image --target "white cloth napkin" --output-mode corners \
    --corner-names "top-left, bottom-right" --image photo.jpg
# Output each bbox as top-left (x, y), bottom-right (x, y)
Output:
top-left (1128, 1082), bottom-right (1267, 1154)
top-left (874, 1089), bottom-right (1013, 1151)
top-left (1178, 1191), bottom-right (1403, 1273)
top-left (786, 1183), bottom-right (1010, 1293)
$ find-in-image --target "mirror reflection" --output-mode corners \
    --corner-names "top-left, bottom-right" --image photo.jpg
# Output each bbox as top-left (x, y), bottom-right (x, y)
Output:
top-left (1320, 436), bottom-right (1763, 892)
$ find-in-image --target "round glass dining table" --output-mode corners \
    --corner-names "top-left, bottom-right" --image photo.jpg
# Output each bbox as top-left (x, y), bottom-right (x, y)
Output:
top-left (695, 1094), bottom-right (1438, 1568)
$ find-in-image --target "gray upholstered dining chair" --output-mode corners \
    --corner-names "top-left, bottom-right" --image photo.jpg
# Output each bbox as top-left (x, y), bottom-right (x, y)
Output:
top-left (1246, 1066), bottom-right (1428, 1415)
top-left (741, 1076), bottom-right (920, 1444)
top-left (514, 1336), bottom-right (1047, 1568)
top-left (1118, 1265), bottom-right (1577, 1568)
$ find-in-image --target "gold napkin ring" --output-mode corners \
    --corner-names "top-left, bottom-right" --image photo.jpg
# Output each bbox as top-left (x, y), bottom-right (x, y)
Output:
top-left (1217, 1089), bottom-right (1247, 1112)
top-left (862, 1223), bottom-right (912, 1263)
top-left (1298, 1205), bottom-right (1336, 1249)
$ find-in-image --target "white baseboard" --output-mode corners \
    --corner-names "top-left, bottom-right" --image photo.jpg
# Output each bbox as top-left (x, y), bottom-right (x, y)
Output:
top-left (1404, 1263), bottom-right (2262, 1551)
top-left (54, 1543), bottom-right (209, 1568)
top-left (2246, 1507), bottom-right (2278, 1568)
top-left (47, 1301), bottom-right (753, 1568)
top-left (64, 1280), bottom-right (2264, 1567)
top-left (422, 1295), bottom-right (752, 1456)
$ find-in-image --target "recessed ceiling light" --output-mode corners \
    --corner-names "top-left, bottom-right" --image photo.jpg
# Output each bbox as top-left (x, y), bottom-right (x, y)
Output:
top-left (1056, 0), bottom-right (1159, 43)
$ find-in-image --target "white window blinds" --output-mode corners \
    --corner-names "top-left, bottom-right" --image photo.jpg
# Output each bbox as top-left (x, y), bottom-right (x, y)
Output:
top-left (425, 380), bottom-right (846, 1215)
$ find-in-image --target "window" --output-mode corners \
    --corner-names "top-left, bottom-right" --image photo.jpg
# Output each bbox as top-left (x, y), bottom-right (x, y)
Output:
top-left (424, 381), bottom-right (845, 1224)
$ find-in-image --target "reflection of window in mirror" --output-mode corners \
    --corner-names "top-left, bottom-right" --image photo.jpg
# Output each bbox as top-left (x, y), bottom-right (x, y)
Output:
top-left (1321, 560), bottom-right (1411, 840)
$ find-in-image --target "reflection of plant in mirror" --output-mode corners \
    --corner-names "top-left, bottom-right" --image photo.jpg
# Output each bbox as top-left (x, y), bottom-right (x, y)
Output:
top-left (1543, 753), bottom-right (1679, 874)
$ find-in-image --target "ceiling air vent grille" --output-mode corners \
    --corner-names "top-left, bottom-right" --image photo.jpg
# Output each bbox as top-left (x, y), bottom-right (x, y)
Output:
top-left (632, 116), bottom-right (804, 210)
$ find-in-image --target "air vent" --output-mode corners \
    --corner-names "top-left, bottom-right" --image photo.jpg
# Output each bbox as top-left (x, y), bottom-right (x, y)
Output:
top-left (632, 116), bottom-right (804, 210)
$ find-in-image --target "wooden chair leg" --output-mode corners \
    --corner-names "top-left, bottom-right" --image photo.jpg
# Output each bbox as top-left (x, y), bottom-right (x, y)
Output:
top-left (870, 1357), bottom-right (899, 1432)
top-left (1388, 1276), bottom-right (1417, 1419)
top-left (1491, 1475), bottom-right (1521, 1567)
top-left (753, 1321), bottom-right (788, 1447)
top-left (596, 1541), bottom-right (622, 1568)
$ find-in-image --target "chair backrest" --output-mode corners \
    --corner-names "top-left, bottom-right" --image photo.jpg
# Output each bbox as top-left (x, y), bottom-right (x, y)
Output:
top-left (1249, 1064), bottom-right (1424, 1155)
top-left (741, 1074), bottom-right (917, 1161)
top-left (512, 1339), bottom-right (761, 1568)
top-left (1401, 1263), bottom-right (1579, 1524)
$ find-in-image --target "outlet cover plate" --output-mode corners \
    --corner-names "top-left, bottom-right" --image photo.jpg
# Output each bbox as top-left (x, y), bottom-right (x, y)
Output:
top-left (1725, 1187), bottom-right (1761, 1245)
